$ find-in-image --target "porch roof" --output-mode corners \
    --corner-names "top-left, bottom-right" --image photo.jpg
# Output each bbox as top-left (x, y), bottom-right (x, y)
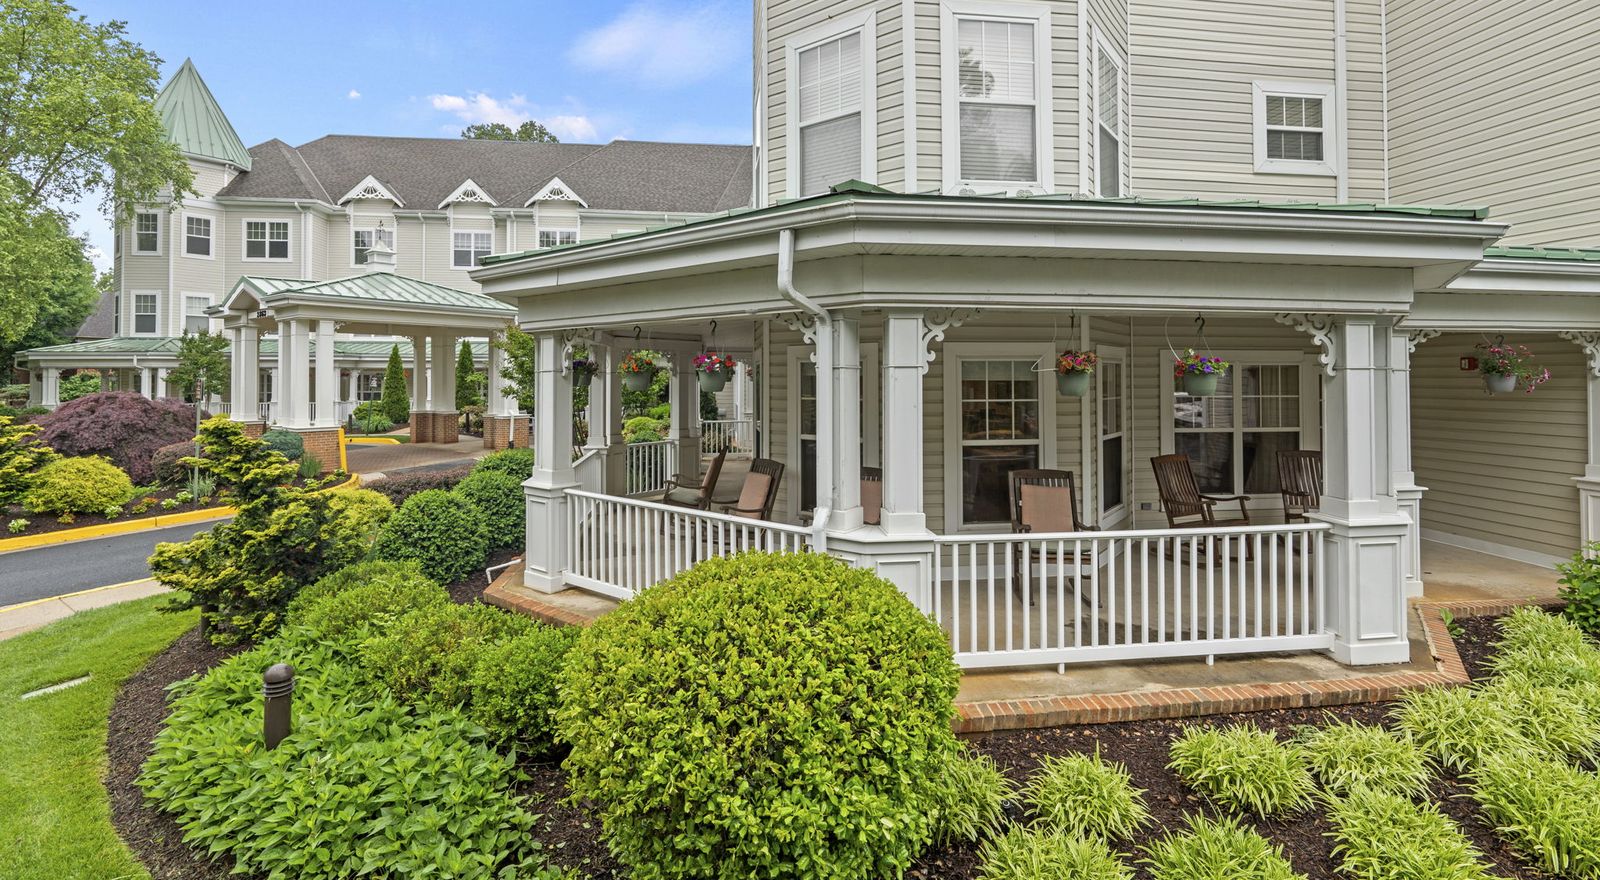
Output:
top-left (15, 337), bottom-right (490, 366)
top-left (229, 272), bottom-right (515, 315)
top-left (1484, 245), bottom-right (1600, 262)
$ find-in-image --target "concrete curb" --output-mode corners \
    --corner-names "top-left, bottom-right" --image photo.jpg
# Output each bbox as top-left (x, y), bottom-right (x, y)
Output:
top-left (0, 579), bottom-right (170, 641)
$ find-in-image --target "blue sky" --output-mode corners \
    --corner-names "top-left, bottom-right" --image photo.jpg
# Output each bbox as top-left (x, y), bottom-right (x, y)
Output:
top-left (69, 0), bottom-right (754, 269)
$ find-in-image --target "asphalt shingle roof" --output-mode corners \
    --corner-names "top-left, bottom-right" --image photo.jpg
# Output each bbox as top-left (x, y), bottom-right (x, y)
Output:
top-left (216, 135), bottom-right (752, 214)
top-left (73, 290), bottom-right (117, 340)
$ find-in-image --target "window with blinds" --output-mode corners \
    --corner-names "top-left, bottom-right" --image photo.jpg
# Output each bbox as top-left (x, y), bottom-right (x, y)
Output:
top-left (1095, 42), bottom-right (1122, 197)
top-left (1265, 95), bottom-right (1324, 161)
top-left (796, 32), bottom-right (863, 197)
top-left (1253, 83), bottom-right (1335, 175)
top-left (956, 18), bottom-right (1037, 183)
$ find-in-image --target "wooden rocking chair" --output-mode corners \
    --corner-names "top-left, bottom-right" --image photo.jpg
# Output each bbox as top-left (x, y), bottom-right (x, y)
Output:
top-left (1007, 469), bottom-right (1096, 600)
top-left (661, 449), bottom-right (727, 511)
top-left (714, 458), bottom-right (785, 521)
top-left (1151, 454), bottom-right (1251, 560)
top-left (1277, 450), bottom-right (1323, 523)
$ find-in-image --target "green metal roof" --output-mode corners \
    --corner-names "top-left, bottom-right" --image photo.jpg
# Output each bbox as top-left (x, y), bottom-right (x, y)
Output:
top-left (154, 59), bottom-right (253, 170)
top-left (20, 338), bottom-right (490, 359)
top-left (479, 179), bottom-right (1493, 267)
top-left (241, 272), bottom-right (515, 314)
top-left (1483, 245), bottom-right (1600, 262)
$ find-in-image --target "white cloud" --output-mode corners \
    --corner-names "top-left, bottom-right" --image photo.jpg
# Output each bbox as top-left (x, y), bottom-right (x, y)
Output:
top-left (427, 92), bottom-right (532, 127)
top-left (570, 2), bottom-right (742, 87)
top-left (545, 115), bottom-right (599, 142)
top-left (347, 89), bottom-right (362, 100)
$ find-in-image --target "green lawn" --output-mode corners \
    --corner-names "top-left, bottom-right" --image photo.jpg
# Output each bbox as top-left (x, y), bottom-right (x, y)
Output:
top-left (0, 597), bottom-right (195, 880)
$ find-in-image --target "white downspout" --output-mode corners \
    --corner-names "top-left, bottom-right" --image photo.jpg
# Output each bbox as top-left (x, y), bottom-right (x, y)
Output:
top-left (777, 227), bottom-right (831, 551)
top-left (1334, 0), bottom-right (1350, 201)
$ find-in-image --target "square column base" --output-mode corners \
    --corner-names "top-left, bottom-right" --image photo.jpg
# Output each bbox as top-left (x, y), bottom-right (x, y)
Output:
top-left (1578, 476), bottom-right (1600, 548)
top-left (1313, 512), bottom-right (1413, 666)
top-left (1397, 484), bottom-right (1427, 598)
top-left (409, 411), bottom-right (461, 445)
top-left (483, 415), bottom-right (529, 451)
top-left (825, 528), bottom-right (938, 614)
top-left (285, 427), bottom-right (341, 474)
top-left (523, 481), bottom-right (577, 593)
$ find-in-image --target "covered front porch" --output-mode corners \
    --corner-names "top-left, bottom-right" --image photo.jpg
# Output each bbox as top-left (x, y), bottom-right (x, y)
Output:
top-left (473, 186), bottom-right (1526, 672)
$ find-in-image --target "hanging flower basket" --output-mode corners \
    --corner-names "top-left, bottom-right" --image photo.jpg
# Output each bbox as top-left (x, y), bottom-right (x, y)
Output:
top-left (1477, 341), bottom-right (1550, 395)
top-left (1174, 348), bottom-right (1230, 397)
top-left (619, 352), bottom-right (656, 392)
top-left (570, 358), bottom-right (596, 388)
top-left (1055, 349), bottom-right (1098, 397)
top-left (693, 352), bottom-right (736, 393)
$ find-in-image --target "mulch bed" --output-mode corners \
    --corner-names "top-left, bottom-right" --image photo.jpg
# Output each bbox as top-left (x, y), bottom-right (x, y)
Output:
top-left (446, 547), bottom-right (523, 605)
top-left (106, 607), bottom-right (1547, 880)
top-left (2, 489), bottom-right (217, 539)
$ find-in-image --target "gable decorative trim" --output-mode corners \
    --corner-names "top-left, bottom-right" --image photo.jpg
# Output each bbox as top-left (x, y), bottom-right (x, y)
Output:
top-left (338, 174), bottom-right (404, 206)
top-left (524, 176), bottom-right (588, 208)
top-left (438, 178), bottom-right (498, 209)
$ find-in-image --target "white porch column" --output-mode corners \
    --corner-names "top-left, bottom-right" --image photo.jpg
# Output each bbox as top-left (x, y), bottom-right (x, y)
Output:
top-left (1569, 332), bottom-right (1600, 548)
top-left (431, 332), bottom-right (457, 413)
top-left (1390, 330), bottom-right (1427, 597)
top-left (40, 368), bottom-right (60, 409)
top-left (524, 331), bottom-right (577, 593)
top-left (1315, 316), bottom-right (1410, 665)
top-left (280, 318), bottom-right (311, 428)
top-left (409, 334), bottom-right (428, 414)
top-left (154, 367), bottom-right (170, 399)
top-left (880, 310), bottom-right (927, 535)
top-left (486, 338), bottom-right (514, 416)
top-left (231, 325), bottom-right (260, 421)
top-left (830, 311), bottom-right (864, 530)
top-left (313, 319), bottom-right (336, 427)
top-left (669, 353), bottom-right (702, 481)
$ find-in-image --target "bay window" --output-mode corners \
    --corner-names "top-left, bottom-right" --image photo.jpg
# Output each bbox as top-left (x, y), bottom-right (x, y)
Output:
top-left (134, 212), bottom-right (160, 254)
top-left (1094, 37), bottom-right (1125, 197)
top-left (1099, 357), bottom-right (1126, 515)
top-left (133, 292), bottom-right (158, 335)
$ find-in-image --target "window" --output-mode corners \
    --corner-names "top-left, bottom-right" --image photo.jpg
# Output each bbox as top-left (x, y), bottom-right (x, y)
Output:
top-left (1098, 358), bottom-right (1126, 514)
top-left (259, 370), bottom-right (273, 405)
top-left (958, 359), bottom-right (1041, 524)
top-left (133, 293), bottom-right (157, 335)
top-left (795, 31), bottom-right (864, 197)
top-left (1253, 82), bottom-right (1336, 175)
top-left (1172, 363), bottom-right (1305, 496)
top-left (353, 227), bottom-right (394, 265)
top-left (113, 293), bottom-right (120, 335)
top-left (184, 216), bottom-right (212, 257)
top-left (244, 220), bottom-right (290, 260)
top-left (134, 212), bottom-right (160, 254)
top-left (183, 295), bottom-right (211, 335)
top-left (452, 231), bottom-right (492, 267)
top-left (357, 373), bottom-right (383, 401)
top-left (952, 13), bottom-right (1045, 185)
top-left (1093, 38), bottom-right (1124, 197)
top-left (538, 229), bottom-right (577, 248)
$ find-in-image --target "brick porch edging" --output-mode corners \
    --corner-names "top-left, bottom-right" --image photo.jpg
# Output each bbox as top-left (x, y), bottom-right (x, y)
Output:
top-left (483, 569), bottom-right (598, 629)
top-left (953, 598), bottom-right (1563, 735)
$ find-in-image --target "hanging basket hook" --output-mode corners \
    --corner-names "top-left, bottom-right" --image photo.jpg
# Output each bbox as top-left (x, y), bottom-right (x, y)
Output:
top-left (633, 325), bottom-right (642, 343)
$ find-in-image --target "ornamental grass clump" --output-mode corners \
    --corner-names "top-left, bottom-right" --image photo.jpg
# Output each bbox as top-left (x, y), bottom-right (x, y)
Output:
top-left (1391, 686), bottom-right (1529, 773)
top-left (1326, 786), bottom-right (1494, 880)
top-left (978, 829), bottom-right (1132, 880)
top-left (556, 552), bottom-right (964, 880)
top-left (1471, 751), bottom-right (1600, 880)
top-left (1142, 814), bottom-right (1305, 880)
top-left (1480, 677), bottom-right (1600, 761)
top-left (1166, 724), bottom-right (1316, 818)
top-left (1492, 605), bottom-right (1594, 659)
top-left (1293, 719), bottom-right (1433, 799)
top-left (930, 744), bottom-right (1015, 844)
top-left (1023, 751), bottom-right (1149, 842)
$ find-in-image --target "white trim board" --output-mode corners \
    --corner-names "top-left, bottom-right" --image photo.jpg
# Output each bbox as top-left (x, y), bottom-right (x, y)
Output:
top-left (783, 7), bottom-right (878, 199)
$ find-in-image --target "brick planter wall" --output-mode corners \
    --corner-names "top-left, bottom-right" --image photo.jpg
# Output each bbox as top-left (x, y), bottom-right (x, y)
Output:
top-left (483, 415), bottom-right (528, 450)
top-left (288, 427), bottom-right (341, 474)
top-left (240, 421), bottom-right (266, 439)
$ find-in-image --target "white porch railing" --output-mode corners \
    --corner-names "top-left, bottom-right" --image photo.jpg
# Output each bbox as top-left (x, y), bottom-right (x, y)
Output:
top-left (932, 523), bottom-right (1331, 670)
top-left (701, 418), bottom-right (754, 456)
top-left (566, 490), bottom-right (813, 599)
top-left (625, 439), bottom-right (679, 496)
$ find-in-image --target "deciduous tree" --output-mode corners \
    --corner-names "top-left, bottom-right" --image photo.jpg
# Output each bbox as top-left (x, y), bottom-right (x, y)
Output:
top-left (460, 121), bottom-right (559, 142)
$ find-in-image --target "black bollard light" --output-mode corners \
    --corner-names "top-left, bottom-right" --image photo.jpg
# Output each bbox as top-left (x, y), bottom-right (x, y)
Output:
top-left (262, 663), bottom-right (295, 750)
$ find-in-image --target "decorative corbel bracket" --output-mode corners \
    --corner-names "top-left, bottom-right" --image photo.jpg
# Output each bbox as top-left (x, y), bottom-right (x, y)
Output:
top-left (559, 327), bottom-right (597, 375)
top-left (920, 308), bottom-right (979, 375)
top-left (1274, 313), bottom-right (1337, 377)
top-left (779, 313), bottom-right (820, 364)
top-left (1558, 330), bottom-right (1600, 378)
top-left (1404, 327), bottom-right (1442, 354)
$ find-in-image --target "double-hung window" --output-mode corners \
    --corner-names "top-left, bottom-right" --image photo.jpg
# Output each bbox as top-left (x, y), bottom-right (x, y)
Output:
top-left (134, 212), bottom-right (160, 254)
top-left (357, 373), bottom-right (383, 401)
top-left (537, 229), bottom-right (577, 249)
top-left (1099, 356), bottom-right (1127, 515)
top-left (1253, 82), bottom-right (1336, 175)
top-left (244, 220), bottom-right (290, 260)
top-left (353, 227), bottom-right (394, 265)
top-left (133, 293), bottom-right (158, 335)
top-left (184, 216), bottom-right (212, 257)
top-left (1171, 361), bottom-right (1308, 496)
top-left (113, 294), bottom-right (121, 335)
top-left (184, 295), bottom-right (211, 335)
top-left (952, 11), bottom-right (1046, 186)
top-left (452, 231), bottom-right (492, 267)
top-left (956, 359), bottom-right (1042, 525)
top-left (1093, 38), bottom-right (1125, 197)
top-left (795, 31), bottom-right (864, 197)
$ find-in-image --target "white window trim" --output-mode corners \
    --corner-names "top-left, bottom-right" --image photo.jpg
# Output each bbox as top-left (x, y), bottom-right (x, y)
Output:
top-left (783, 8), bottom-right (878, 199)
top-left (1157, 349), bottom-right (1322, 512)
top-left (940, 0), bottom-right (1054, 195)
top-left (785, 343), bottom-right (881, 523)
top-left (1096, 345), bottom-right (1131, 526)
top-left (1090, 28), bottom-right (1129, 198)
top-left (181, 212), bottom-right (215, 261)
top-left (132, 211), bottom-right (162, 255)
top-left (1252, 81), bottom-right (1338, 177)
top-left (130, 290), bottom-right (161, 337)
top-left (350, 221), bottom-right (395, 268)
top-left (942, 342), bottom-right (1059, 534)
top-left (240, 218), bottom-right (293, 262)
top-left (450, 228), bottom-right (493, 268)
top-left (536, 226), bottom-right (580, 249)
top-left (182, 292), bottom-right (214, 335)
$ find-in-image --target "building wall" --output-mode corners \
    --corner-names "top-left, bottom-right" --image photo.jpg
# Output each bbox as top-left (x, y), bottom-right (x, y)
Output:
top-left (1388, 0), bottom-right (1600, 245)
top-left (1412, 332), bottom-right (1586, 563)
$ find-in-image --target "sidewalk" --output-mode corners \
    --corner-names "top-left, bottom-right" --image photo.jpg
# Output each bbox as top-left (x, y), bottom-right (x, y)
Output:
top-left (0, 579), bottom-right (169, 641)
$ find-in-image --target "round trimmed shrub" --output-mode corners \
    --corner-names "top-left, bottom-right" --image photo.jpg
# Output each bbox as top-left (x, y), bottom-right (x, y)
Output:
top-left (370, 488), bottom-right (490, 583)
top-left (322, 488), bottom-right (395, 563)
top-left (22, 456), bottom-right (135, 514)
top-left (557, 551), bottom-right (963, 880)
top-left (260, 429), bottom-right (304, 462)
top-left (286, 559), bottom-right (448, 641)
top-left (454, 469), bottom-right (524, 549)
top-left (465, 624), bottom-right (579, 754)
top-left (472, 448), bottom-right (535, 482)
top-left (359, 602), bottom-right (531, 707)
top-left (151, 440), bottom-right (200, 487)
top-left (33, 391), bottom-right (199, 484)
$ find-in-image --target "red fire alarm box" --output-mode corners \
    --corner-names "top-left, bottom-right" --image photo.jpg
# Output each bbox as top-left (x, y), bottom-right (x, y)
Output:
top-left (1460, 356), bottom-right (1478, 371)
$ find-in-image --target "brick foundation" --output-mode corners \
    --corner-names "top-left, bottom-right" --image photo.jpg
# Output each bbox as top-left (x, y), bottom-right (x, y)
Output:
top-left (408, 411), bottom-right (461, 445)
top-left (288, 427), bottom-right (342, 474)
top-left (482, 415), bottom-right (528, 450)
top-left (240, 421), bottom-right (267, 439)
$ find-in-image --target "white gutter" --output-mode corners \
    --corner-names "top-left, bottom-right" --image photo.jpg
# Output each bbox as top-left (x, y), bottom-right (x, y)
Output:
top-left (777, 227), bottom-right (831, 551)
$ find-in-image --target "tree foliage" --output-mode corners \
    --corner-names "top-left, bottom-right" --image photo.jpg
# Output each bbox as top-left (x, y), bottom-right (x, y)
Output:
top-left (33, 391), bottom-right (198, 483)
top-left (168, 331), bottom-right (230, 402)
top-left (455, 338), bottom-right (481, 410)
top-left (380, 344), bottom-right (409, 424)
top-left (460, 121), bottom-right (559, 142)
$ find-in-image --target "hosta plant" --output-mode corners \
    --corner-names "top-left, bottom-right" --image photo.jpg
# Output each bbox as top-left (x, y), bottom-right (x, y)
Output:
top-left (1327, 786), bottom-right (1494, 880)
top-left (1293, 719), bottom-right (1432, 799)
top-left (1023, 750), bottom-right (1149, 842)
top-left (1167, 724), bottom-right (1316, 818)
top-left (978, 829), bottom-right (1132, 880)
top-left (1142, 814), bottom-right (1305, 880)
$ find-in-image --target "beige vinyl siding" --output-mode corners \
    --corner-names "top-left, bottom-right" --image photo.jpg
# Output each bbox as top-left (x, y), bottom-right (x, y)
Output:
top-left (1412, 333), bottom-right (1585, 562)
top-left (1053, 3), bottom-right (1083, 193)
top-left (309, 212), bottom-right (330, 279)
top-left (876, 3), bottom-right (908, 191)
top-left (1344, 0), bottom-right (1388, 201)
top-left (1389, 0), bottom-right (1600, 245)
top-left (1128, 0), bottom-right (1383, 200)
top-left (224, 209), bottom-right (301, 282)
top-left (171, 209), bottom-right (226, 334)
top-left (187, 160), bottom-right (231, 199)
top-left (914, 0), bottom-right (942, 190)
